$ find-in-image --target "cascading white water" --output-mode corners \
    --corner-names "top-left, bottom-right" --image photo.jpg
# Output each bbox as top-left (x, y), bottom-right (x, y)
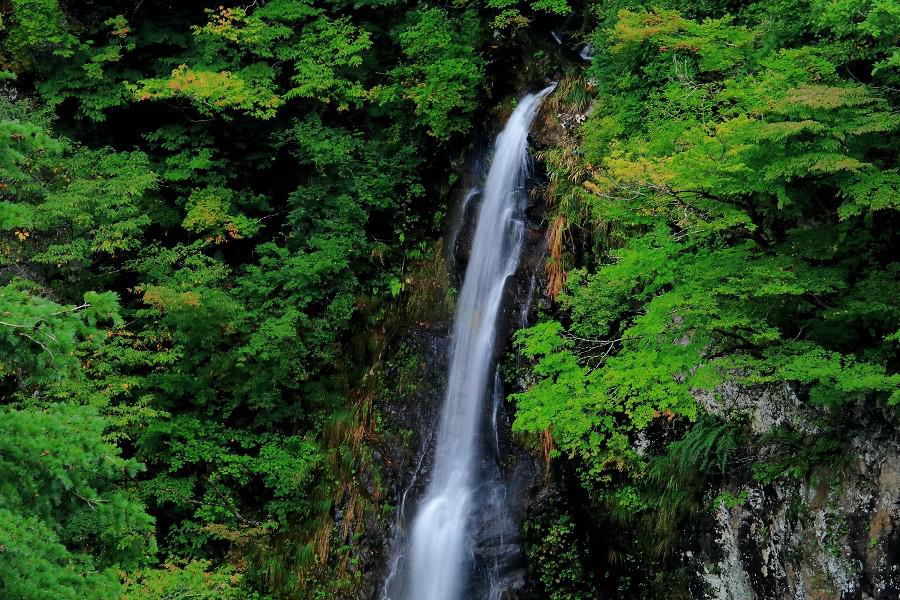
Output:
top-left (392, 84), bottom-right (555, 600)
top-left (446, 187), bottom-right (480, 263)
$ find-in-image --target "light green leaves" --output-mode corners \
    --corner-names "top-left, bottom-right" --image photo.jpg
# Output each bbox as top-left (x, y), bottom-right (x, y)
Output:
top-left (0, 404), bottom-right (155, 598)
top-left (520, 1), bottom-right (899, 530)
top-left (133, 65), bottom-right (284, 119)
top-left (0, 283), bottom-right (122, 380)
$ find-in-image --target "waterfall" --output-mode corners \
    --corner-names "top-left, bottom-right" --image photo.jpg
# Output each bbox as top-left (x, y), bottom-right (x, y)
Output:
top-left (384, 84), bottom-right (555, 600)
top-left (446, 186), bottom-right (481, 266)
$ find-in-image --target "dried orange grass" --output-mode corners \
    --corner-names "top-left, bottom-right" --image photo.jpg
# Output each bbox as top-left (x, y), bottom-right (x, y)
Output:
top-left (546, 213), bottom-right (568, 299)
top-left (541, 428), bottom-right (555, 480)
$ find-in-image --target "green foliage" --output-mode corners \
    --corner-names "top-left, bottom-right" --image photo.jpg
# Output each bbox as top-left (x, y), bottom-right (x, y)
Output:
top-left (524, 513), bottom-right (597, 600)
top-left (381, 8), bottom-right (485, 139)
top-left (486, 0), bottom-right (571, 29)
top-left (0, 0), bottom-right (75, 70)
top-left (1, 94), bottom-right (158, 271)
top-left (0, 510), bottom-right (120, 600)
top-left (751, 427), bottom-right (844, 484)
top-left (0, 98), bottom-right (58, 173)
top-left (518, 0), bottom-right (899, 594)
top-left (653, 415), bottom-right (746, 480)
top-left (3, 0), bottom-right (896, 596)
top-left (518, 0), bottom-right (899, 479)
top-left (0, 282), bottom-right (121, 382)
top-left (714, 489), bottom-right (749, 509)
top-left (0, 403), bottom-right (155, 599)
top-left (0, 0), bottom-right (501, 594)
top-left (640, 416), bottom-right (748, 548)
top-left (133, 65), bottom-right (284, 120)
top-left (122, 560), bottom-right (245, 600)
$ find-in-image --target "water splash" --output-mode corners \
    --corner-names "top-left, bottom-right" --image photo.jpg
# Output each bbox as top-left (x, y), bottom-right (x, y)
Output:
top-left (446, 186), bottom-right (481, 266)
top-left (579, 44), bottom-right (594, 62)
top-left (518, 271), bottom-right (538, 330)
top-left (490, 368), bottom-right (503, 463)
top-left (380, 432), bottom-right (432, 598)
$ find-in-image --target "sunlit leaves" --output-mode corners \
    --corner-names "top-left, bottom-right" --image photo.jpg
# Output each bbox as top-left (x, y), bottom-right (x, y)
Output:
top-left (838, 169), bottom-right (900, 219)
top-left (283, 17), bottom-right (371, 106)
top-left (121, 560), bottom-right (244, 599)
top-left (187, 0), bottom-right (372, 110)
top-left (133, 65), bottom-right (283, 119)
top-left (610, 9), bottom-right (753, 73)
top-left (182, 187), bottom-right (260, 243)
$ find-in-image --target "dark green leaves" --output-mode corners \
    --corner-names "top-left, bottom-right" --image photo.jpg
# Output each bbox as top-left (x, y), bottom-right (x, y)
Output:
top-left (381, 8), bottom-right (485, 140)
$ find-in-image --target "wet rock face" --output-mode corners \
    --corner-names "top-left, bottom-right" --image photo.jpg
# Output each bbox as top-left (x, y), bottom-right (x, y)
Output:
top-left (470, 417), bottom-right (545, 600)
top-left (687, 385), bottom-right (900, 600)
top-left (694, 382), bottom-right (820, 436)
top-left (360, 325), bottom-right (450, 599)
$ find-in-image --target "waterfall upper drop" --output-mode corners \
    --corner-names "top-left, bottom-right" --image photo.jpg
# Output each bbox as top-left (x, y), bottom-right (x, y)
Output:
top-left (385, 84), bottom-right (555, 600)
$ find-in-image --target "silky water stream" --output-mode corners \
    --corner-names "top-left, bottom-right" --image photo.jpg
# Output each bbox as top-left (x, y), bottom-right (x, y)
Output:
top-left (382, 84), bottom-right (555, 600)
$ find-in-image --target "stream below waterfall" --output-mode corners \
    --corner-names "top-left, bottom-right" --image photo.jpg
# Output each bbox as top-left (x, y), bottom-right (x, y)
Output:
top-left (382, 84), bottom-right (556, 600)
